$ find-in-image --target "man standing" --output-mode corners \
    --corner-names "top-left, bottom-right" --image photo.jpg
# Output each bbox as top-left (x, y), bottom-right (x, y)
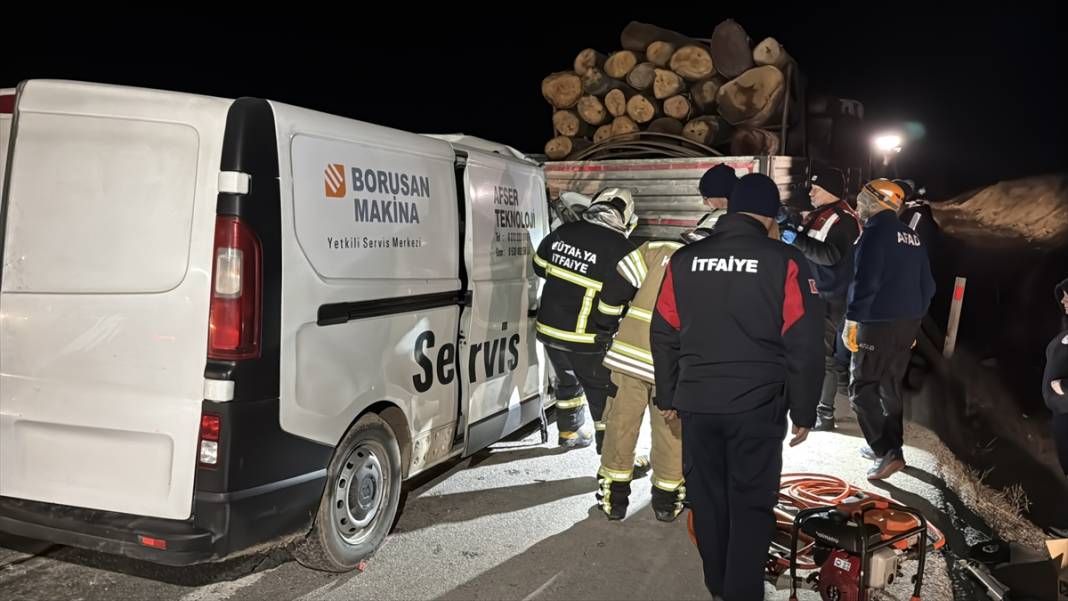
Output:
top-left (782, 166), bottom-right (861, 431)
top-left (594, 166), bottom-right (740, 522)
top-left (652, 173), bottom-right (823, 600)
top-left (1043, 277), bottom-right (1068, 477)
top-left (533, 189), bottom-right (639, 451)
top-left (842, 179), bottom-right (936, 480)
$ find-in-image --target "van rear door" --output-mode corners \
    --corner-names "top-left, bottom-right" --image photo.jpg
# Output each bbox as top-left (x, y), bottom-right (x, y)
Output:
top-left (0, 81), bottom-right (231, 520)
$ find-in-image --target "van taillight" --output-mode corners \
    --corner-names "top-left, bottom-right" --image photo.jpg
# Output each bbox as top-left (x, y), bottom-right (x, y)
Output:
top-left (207, 215), bottom-right (261, 360)
top-left (198, 413), bottom-right (221, 468)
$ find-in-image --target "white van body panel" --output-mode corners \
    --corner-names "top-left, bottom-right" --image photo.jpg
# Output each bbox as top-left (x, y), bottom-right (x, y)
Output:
top-left (0, 81), bottom-right (231, 519)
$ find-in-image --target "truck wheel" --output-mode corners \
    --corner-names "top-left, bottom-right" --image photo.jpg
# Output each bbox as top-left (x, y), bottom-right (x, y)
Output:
top-left (291, 413), bottom-right (403, 572)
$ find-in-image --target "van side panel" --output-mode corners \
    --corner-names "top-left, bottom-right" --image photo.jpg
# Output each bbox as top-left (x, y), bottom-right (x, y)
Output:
top-left (271, 102), bottom-right (462, 474)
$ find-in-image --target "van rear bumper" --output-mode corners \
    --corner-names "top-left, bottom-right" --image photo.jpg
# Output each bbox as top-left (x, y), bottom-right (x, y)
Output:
top-left (0, 469), bottom-right (327, 566)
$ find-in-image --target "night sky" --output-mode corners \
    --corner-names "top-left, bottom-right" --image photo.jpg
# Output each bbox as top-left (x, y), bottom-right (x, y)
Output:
top-left (4, 7), bottom-right (1063, 198)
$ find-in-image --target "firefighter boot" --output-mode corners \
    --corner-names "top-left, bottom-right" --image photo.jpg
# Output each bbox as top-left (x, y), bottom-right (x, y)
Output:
top-left (557, 395), bottom-right (593, 448)
top-left (596, 469), bottom-right (632, 520)
top-left (651, 481), bottom-right (686, 522)
top-left (633, 455), bottom-right (651, 479)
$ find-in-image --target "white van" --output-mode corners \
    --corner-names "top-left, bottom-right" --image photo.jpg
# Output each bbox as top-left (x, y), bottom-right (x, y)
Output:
top-left (0, 80), bottom-right (550, 570)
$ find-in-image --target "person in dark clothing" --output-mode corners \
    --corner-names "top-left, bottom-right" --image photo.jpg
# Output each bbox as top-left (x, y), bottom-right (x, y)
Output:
top-left (1044, 277), bottom-right (1068, 476)
top-left (652, 173), bottom-right (823, 600)
top-left (895, 179), bottom-right (941, 250)
top-left (533, 188), bottom-right (640, 451)
top-left (842, 179), bottom-right (936, 481)
top-left (782, 165), bottom-right (861, 431)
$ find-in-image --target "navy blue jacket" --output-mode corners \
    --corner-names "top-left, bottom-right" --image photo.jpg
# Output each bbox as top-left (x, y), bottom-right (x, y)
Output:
top-left (846, 211), bottom-right (935, 323)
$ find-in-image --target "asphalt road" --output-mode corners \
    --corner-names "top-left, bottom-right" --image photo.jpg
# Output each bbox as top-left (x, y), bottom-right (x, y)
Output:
top-left (1, 406), bottom-right (980, 601)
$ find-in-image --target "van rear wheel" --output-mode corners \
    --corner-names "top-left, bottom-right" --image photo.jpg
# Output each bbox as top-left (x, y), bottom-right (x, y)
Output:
top-left (291, 413), bottom-right (402, 572)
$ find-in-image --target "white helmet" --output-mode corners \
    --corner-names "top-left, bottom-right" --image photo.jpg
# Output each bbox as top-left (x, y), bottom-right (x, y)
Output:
top-left (591, 187), bottom-right (637, 230)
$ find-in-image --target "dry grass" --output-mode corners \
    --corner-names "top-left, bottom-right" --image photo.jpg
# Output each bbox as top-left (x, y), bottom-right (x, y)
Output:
top-left (908, 424), bottom-right (1048, 549)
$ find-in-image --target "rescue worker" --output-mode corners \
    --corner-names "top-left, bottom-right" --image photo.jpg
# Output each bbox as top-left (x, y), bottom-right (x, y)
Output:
top-left (895, 179), bottom-right (940, 248)
top-left (842, 179), bottom-right (936, 481)
top-left (595, 165), bottom-right (740, 523)
top-left (652, 173), bottom-right (823, 600)
top-left (699, 163), bottom-right (739, 217)
top-left (781, 166), bottom-right (861, 431)
top-left (533, 188), bottom-right (639, 451)
top-left (1044, 277), bottom-right (1068, 476)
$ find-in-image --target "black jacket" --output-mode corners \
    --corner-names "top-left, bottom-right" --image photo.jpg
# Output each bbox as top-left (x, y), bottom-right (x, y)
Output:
top-left (1044, 278), bottom-right (1068, 414)
top-left (650, 213), bottom-right (824, 427)
top-left (533, 220), bottom-right (638, 353)
top-left (791, 200), bottom-right (861, 301)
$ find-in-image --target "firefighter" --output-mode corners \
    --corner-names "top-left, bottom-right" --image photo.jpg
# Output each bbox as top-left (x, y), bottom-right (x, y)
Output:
top-left (533, 188), bottom-right (639, 451)
top-left (780, 166), bottom-right (862, 431)
top-left (595, 165), bottom-right (740, 522)
top-left (842, 179), bottom-right (936, 481)
top-left (652, 173), bottom-right (823, 600)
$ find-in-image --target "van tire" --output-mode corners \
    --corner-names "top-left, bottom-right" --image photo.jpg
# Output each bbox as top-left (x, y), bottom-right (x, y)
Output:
top-left (291, 413), bottom-right (403, 572)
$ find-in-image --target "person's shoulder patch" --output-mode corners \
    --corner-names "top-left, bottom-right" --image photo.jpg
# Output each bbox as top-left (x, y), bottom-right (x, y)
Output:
top-left (809, 279), bottom-right (819, 295)
top-left (1061, 334), bottom-right (1068, 345)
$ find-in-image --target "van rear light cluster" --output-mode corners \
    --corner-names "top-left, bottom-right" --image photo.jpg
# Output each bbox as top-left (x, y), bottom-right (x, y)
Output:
top-left (198, 413), bottom-right (221, 468)
top-left (207, 215), bottom-right (262, 360)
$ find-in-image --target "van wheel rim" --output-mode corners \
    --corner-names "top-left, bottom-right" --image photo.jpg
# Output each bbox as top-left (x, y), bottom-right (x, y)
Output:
top-left (333, 442), bottom-right (387, 545)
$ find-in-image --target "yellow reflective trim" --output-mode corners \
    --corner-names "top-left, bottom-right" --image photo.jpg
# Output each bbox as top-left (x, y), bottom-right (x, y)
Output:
top-left (534, 254), bottom-right (549, 268)
top-left (556, 396), bottom-right (586, 409)
top-left (547, 265), bottom-right (602, 291)
top-left (627, 307), bottom-right (653, 323)
top-left (598, 466), bottom-right (633, 482)
top-left (594, 421), bottom-right (607, 431)
top-left (649, 241), bottom-right (683, 250)
top-left (597, 300), bottom-right (624, 316)
top-left (559, 431), bottom-right (580, 440)
top-left (611, 340), bottom-right (654, 363)
top-left (575, 288), bottom-right (596, 333)
top-left (536, 323), bottom-right (596, 344)
top-left (653, 478), bottom-right (685, 492)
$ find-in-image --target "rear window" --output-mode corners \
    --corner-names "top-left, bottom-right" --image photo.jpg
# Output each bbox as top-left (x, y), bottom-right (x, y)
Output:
top-left (2, 113), bottom-right (199, 293)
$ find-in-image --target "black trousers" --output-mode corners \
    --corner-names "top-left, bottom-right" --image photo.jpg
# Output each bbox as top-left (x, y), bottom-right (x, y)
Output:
top-left (546, 347), bottom-right (613, 433)
top-left (817, 298), bottom-right (848, 420)
top-left (681, 399), bottom-right (787, 601)
top-left (848, 320), bottom-right (921, 457)
top-left (1054, 412), bottom-right (1068, 476)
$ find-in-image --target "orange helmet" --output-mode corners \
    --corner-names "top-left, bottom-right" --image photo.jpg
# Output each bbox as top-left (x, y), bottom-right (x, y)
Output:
top-left (858, 179), bottom-right (905, 212)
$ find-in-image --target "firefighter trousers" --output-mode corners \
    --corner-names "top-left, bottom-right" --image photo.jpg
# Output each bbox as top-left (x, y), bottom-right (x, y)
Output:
top-left (546, 347), bottom-right (613, 436)
top-left (599, 371), bottom-right (683, 488)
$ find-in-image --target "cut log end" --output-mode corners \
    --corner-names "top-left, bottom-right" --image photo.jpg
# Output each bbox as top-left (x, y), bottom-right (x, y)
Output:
top-left (576, 95), bottom-right (609, 126)
top-left (664, 95), bottom-right (694, 121)
top-left (653, 68), bottom-right (685, 100)
top-left (626, 94), bottom-right (661, 124)
top-left (670, 45), bottom-right (715, 81)
top-left (605, 50), bottom-right (642, 79)
top-left (574, 48), bottom-right (607, 76)
top-left (542, 72), bottom-right (583, 109)
top-left (646, 41), bottom-right (677, 67)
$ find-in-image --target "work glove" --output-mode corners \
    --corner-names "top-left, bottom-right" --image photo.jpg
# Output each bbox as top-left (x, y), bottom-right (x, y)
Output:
top-left (781, 228), bottom-right (798, 244)
top-left (842, 320), bottom-right (860, 353)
